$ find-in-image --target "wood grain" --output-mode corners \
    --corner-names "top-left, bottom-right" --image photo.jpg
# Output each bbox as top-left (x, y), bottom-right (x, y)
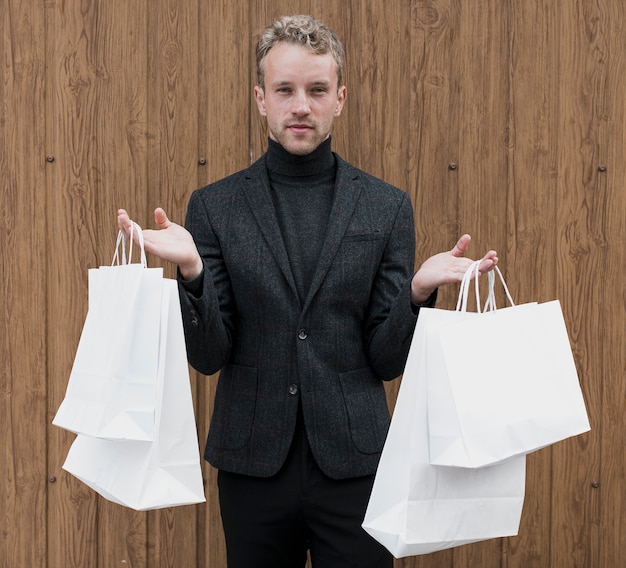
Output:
top-left (595, 1), bottom-right (626, 565)
top-left (1, 1), bottom-right (624, 566)
top-left (45, 0), bottom-right (100, 564)
top-left (552, 2), bottom-right (607, 567)
top-left (1, 1), bottom-right (48, 566)
top-left (504, 1), bottom-right (560, 565)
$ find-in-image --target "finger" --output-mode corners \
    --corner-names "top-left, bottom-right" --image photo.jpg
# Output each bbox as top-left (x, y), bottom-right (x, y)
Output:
top-left (154, 207), bottom-right (170, 230)
top-left (450, 234), bottom-right (471, 257)
top-left (116, 209), bottom-right (131, 233)
top-left (479, 252), bottom-right (498, 273)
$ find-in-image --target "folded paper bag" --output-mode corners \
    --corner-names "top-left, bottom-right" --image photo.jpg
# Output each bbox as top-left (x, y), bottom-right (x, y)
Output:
top-left (61, 278), bottom-right (205, 510)
top-left (427, 263), bottom-right (590, 468)
top-left (363, 307), bottom-right (526, 557)
top-left (54, 226), bottom-right (162, 441)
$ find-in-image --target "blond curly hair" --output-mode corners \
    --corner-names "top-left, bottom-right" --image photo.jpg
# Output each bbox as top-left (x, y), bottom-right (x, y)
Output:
top-left (255, 15), bottom-right (345, 89)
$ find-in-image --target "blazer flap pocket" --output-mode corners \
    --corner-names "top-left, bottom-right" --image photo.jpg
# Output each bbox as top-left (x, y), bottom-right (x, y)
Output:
top-left (209, 364), bottom-right (258, 450)
top-left (339, 367), bottom-right (390, 454)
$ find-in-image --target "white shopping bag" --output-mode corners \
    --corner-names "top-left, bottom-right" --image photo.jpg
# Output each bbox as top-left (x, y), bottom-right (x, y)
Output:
top-left (54, 226), bottom-right (162, 441)
top-left (428, 263), bottom-right (590, 468)
top-left (363, 308), bottom-right (526, 558)
top-left (61, 278), bottom-right (206, 510)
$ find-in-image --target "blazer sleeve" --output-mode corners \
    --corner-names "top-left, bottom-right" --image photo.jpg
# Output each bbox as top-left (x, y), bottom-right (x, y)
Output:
top-left (363, 191), bottom-right (436, 379)
top-left (177, 188), bottom-right (237, 375)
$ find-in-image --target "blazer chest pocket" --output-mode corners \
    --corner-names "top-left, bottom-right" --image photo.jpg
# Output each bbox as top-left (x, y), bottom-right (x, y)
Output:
top-left (208, 364), bottom-right (258, 450)
top-left (342, 230), bottom-right (385, 243)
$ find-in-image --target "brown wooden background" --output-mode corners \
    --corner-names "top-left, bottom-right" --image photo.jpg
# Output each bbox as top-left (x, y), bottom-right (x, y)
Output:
top-left (2, 0), bottom-right (624, 566)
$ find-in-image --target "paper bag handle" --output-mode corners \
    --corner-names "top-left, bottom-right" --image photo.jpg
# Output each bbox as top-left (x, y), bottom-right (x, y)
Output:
top-left (111, 221), bottom-right (147, 267)
top-left (456, 261), bottom-right (515, 313)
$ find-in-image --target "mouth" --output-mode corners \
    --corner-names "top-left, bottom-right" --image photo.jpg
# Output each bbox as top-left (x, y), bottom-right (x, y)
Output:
top-left (288, 124), bottom-right (313, 134)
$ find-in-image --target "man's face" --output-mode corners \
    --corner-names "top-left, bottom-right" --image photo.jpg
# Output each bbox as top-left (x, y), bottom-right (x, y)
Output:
top-left (254, 42), bottom-right (347, 156)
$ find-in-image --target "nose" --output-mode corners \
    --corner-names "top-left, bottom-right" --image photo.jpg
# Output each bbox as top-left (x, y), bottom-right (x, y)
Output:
top-left (291, 89), bottom-right (310, 115)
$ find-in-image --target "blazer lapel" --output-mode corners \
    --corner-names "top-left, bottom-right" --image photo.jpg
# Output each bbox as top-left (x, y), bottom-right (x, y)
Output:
top-left (241, 160), bottom-right (300, 301)
top-left (303, 158), bottom-right (362, 311)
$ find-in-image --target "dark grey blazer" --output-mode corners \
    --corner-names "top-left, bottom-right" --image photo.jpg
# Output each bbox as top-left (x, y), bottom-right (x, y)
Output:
top-left (178, 153), bottom-right (432, 479)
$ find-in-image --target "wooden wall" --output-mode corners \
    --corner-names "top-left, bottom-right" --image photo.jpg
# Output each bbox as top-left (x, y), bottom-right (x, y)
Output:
top-left (2, 0), bottom-right (624, 566)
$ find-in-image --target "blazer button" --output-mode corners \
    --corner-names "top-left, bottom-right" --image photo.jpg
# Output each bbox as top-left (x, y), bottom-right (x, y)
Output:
top-left (297, 328), bottom-right (308, 340)
top-left (289, 384), bottom-right (299, 395)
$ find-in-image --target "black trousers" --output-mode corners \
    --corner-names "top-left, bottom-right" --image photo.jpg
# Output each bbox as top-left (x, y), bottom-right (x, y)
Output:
top-left (217, 418), bottom-right (393, 568)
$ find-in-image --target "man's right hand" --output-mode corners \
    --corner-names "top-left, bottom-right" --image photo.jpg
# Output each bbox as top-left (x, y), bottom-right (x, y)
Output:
top-left (117, 208), bottom-right (203, 281)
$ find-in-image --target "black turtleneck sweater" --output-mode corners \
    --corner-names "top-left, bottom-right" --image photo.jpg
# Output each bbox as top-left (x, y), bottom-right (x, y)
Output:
top-left (266, 137), bottom-right (336, 303)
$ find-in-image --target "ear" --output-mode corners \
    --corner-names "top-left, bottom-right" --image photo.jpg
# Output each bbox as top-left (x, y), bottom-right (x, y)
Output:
top-left (334, 85), bottom-right (347, 117)
top-left (254, 86), bottom-right (267, 116)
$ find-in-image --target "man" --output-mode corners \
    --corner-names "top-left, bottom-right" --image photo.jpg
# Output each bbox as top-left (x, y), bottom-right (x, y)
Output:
top-left (118, 15), bottom-right (497, 568)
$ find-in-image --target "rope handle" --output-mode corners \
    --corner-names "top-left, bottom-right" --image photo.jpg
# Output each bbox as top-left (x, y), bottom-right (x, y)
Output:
top-left (111, 221), bottom-right (147, 267)
top-left (456, 261), bottom-right (515, 313)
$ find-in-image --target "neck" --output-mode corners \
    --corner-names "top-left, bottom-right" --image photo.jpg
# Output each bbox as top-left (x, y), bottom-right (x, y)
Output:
top-left (266, 137), bottom-right (335, 177)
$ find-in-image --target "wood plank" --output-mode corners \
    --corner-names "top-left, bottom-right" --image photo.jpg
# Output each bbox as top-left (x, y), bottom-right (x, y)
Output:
top-left (596, 2), bottom-right (626, 566)
top-left (145, 0), bottom-right (201, 565)
top-left (552, 2), bottom-right (606, 567)
top-left (334, 0), bottom-right (411, 191)
top-left (410, 0), bottom-right (464, 309)
top-left (45, 0), bottom-right (101, 564)
top-left (145, 0), bottom-right (200, 241)
top-left (0, 1), bottom-right (48, 567)
top-left (505, 1), bottom-right (560, 565)
top-left (198, 1), bottom-right (251, 183)
top-left (454, 0), bottom-right (509, 294)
